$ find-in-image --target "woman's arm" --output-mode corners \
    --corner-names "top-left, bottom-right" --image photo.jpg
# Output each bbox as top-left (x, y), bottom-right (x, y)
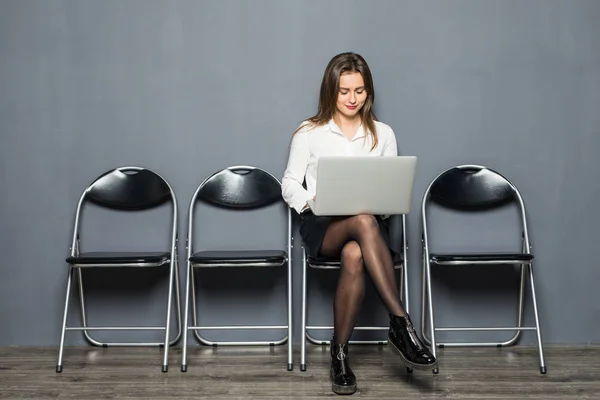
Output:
top-left (282, 130), bottom-right (313, 214)
top-left (382, 126), bottom-right (398, 157)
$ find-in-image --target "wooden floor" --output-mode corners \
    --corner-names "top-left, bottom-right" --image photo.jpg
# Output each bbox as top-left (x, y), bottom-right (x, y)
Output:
top-left (0, 345), bottom-right (598, 399)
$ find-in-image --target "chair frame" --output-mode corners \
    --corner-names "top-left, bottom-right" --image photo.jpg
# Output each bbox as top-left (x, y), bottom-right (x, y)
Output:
top-left (420, 164), bottom-right (546, 374)
top-left (181, 165), bottom-right (293, 372)
top-left (56, 166), bottom-right (182, 373)
top-left (300, 215), bottom-right (409, 371)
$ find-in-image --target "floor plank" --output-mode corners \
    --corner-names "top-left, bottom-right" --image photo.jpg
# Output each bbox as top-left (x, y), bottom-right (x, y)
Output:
top-left (0, 345), bottom-right (598, 399)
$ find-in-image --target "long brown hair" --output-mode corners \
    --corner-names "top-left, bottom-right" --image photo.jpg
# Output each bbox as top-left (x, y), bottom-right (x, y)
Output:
top-left (296, 52), bottom-right (378, 150)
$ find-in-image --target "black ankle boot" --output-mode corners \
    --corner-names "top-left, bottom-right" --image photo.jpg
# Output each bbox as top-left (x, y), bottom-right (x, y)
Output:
top-left (388, 314), bottom-right (437, 371)
top-left (330, 341), bottom-right (357, 395)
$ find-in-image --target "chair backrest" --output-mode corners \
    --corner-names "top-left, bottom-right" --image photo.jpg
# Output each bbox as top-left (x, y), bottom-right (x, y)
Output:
top-left (86, 168), bottom-right (172, 210)
top-left (422, 165), bottom-right (530, 252)
top-left (70, 166), bottom-right (177, 256)
top-left (428, 166), bottom-right (515, 210)
top-left (187, 165), bottom-right (291, 252)
top-left (196, 166), bottom-right (281, 209)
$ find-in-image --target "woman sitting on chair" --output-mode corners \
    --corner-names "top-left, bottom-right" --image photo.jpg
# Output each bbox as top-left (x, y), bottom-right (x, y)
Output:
top-left (282, 52), bottom-right (436, 395)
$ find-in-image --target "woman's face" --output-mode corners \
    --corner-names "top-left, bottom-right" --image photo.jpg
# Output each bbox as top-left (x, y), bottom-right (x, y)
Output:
top-left (335, 72), bottom-right (367, 120)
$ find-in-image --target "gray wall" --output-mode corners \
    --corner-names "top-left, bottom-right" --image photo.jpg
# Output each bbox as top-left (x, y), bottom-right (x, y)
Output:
top-left (1, 0), bottom-right (599, 347)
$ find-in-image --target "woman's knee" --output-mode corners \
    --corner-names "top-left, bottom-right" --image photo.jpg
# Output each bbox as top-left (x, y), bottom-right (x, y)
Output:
top-left (340, 241), bottom-right (364, 275)
top-left (351, 214), bottom-right (379, 236)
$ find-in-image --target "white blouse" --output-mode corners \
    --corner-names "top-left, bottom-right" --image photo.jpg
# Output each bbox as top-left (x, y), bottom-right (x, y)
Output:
top-left (281, 119), bottom-right (398, 214)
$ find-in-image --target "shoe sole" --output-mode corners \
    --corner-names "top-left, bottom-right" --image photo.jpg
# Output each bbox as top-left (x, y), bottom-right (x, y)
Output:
top-left (331, 382), bottom-right (357, 395)
top-left (330, 371), bottom-right (357, 395)
top-left (388, 337), bottom-right (438, 371)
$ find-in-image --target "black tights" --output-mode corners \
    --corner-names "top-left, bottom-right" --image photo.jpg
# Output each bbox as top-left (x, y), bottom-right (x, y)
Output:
top-left (319, 215), bottom-right (406, 345)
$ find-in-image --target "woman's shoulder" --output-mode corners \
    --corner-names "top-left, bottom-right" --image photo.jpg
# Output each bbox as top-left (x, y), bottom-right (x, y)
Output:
top-left (295, 120), bottom-right (312, 134)
top-left (294, 120), bottom-right (326, 135)
top-left (373, 120), bottom-right (396, 137)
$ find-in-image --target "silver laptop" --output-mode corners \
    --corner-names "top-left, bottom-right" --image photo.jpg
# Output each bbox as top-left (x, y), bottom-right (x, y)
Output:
top-left (307, 156), bottom-right (417, 216)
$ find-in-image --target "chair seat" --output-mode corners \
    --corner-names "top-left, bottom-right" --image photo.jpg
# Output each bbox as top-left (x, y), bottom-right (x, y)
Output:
top-left (431, 252), bottom-right (534, 264)
top-left (308, 249), bottom-right (404, 269)
top-left (66, 251), bottom-right (171, 266)
top-left (189, 250), bottom-right (287, 266)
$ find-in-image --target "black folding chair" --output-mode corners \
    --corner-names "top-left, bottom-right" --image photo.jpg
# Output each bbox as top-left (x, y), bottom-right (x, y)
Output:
top-left (181, 166), bottom-right (293, 372)
top-left (420, 164), bottom-right (546, 374)
top-left (56, 166), bottom-right (181, 373)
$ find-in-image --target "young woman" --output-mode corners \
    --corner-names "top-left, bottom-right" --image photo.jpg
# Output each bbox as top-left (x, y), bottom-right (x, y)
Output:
top-left (282, 52), bottom-right (436, 395)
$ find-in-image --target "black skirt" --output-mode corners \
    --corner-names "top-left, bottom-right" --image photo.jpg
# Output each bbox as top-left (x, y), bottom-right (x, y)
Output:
top-left (299, 211), bottom-right (392, 258)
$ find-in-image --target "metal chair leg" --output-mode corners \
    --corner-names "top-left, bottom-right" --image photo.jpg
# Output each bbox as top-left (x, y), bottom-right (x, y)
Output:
top-left (287, 252), bottom-right (293, 371)
top-left (528, 263), bottom-right (547, 374)
top-left (181, 260), bottom-right (193, 372)
top-left (421, 250), bottom-right (430, 346)
top-left (424, 257), bottom-right (439, 374)
top-left (171, 255), bottom-right (183, 344)
top-left (300, 249), bottom-right (308, 371)
top-left (161, 258), bottom-right (176, 372)
top-left (56, 267), bottom-right (73, 373)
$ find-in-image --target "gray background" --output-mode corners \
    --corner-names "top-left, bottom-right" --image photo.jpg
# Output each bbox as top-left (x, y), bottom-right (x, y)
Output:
top-left (1, 0), bottom-right (599, 347)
